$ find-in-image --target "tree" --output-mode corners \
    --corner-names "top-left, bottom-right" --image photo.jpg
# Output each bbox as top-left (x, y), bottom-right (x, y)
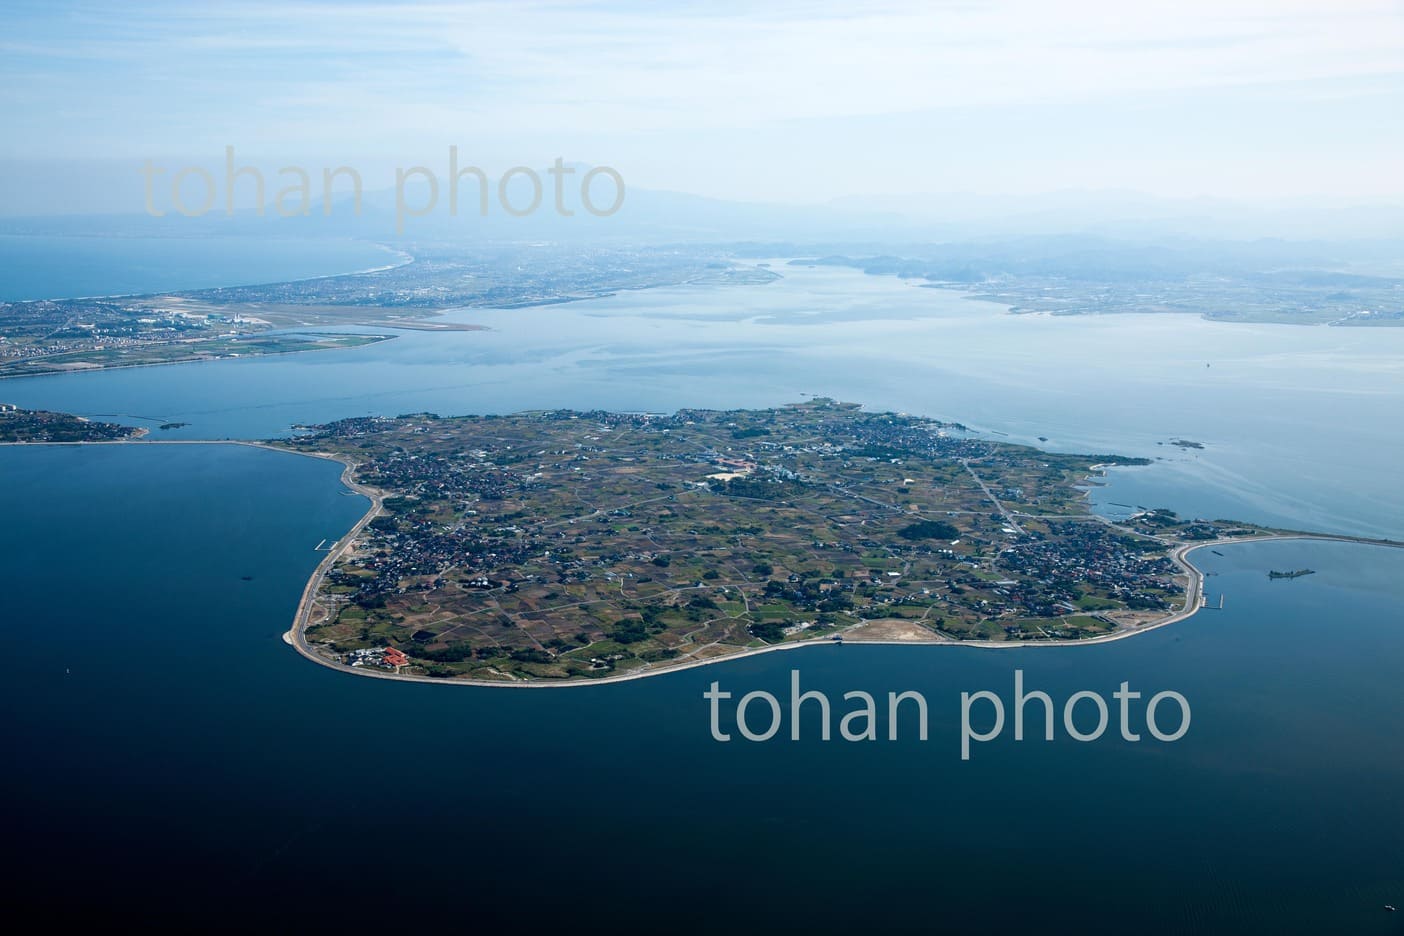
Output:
top-left (750, 621), bottom-right (786, 643)
top-left (897, 520), bottom-right (959, 541)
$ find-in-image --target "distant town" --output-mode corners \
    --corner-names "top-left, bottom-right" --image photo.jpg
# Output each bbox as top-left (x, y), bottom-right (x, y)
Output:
top-left (786, 253), bottom-right (1404, 326)
top-left (7, 237), bottom-right (1399, 381)
top-left (0, 244), bottom-right (775, 377)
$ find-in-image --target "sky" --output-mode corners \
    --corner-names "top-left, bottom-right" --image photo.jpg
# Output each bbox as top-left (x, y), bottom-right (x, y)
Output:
top-left (2, 0), bottom-right (1403, 211)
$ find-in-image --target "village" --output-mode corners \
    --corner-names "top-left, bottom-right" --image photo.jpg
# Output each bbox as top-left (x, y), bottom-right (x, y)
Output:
top-left (277, 400), bottom-right (1241, 682)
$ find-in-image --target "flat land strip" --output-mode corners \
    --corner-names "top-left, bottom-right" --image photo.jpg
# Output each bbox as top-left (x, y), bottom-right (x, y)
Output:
top-left (0, 246), bottom-right (775, 377)
top-left (0, 406), bottom-right (144, 441)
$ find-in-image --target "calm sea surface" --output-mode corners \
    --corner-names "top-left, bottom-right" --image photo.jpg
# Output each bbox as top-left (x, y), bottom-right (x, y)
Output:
top-left (1, 259), bottom-right (1401, 930)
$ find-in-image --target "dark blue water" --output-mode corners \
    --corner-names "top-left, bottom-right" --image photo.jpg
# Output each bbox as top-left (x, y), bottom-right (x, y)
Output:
top-left (2, 444), bottom-right (1401, 931)
top-left (0, 234), bottom-right (398, 300)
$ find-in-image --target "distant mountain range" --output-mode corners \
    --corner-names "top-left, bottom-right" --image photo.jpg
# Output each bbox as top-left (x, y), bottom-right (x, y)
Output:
top-left (2, 157), bottom-right (1401, 247)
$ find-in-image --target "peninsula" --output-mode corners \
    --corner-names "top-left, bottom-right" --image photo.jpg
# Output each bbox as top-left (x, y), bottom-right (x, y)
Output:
top-left (0, 245), bottom-right (773, 378)
top-left (0, 404), bottom-right (145, 442)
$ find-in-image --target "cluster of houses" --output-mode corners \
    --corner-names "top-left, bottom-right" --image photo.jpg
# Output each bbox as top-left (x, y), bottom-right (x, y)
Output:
top-left (346, 646), bottom-right (409, 669)
top-left (996, 521), bottom-right (1178, 617)
top-left (307, 405), bottom-right (1179, 649)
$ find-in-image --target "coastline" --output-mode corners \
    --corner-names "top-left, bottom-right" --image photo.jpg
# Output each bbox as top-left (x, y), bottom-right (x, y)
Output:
top-left (7, 437), bottom-right (1399, 689)
top-left (272, 451), bottom-right (1404, 687)
top-left (1, 241), bottom-right (435, 382)
top-left (282, 529), bottom-right (1402, 690)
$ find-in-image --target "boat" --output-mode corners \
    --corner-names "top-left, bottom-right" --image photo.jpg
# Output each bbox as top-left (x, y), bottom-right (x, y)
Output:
top-left (1267, 569), bottom-right (1315, 580)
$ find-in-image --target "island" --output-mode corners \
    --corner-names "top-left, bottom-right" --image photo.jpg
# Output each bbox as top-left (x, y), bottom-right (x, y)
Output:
top-left (6, 397), bottom-right (1394, 684)
top-left (276, 400), bottom-right (1288, 684)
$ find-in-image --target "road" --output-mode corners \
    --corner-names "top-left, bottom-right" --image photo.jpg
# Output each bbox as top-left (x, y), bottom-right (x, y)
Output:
top-left (960, 458), bottom-right (1026, 536)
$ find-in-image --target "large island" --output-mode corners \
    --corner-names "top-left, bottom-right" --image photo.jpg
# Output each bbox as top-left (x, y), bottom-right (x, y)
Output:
top-left (278, 400), bottom-right (1281, 684)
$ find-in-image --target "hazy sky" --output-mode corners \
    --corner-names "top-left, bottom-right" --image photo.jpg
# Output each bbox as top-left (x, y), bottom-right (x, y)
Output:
top-left (3, 0), bottom-right (1403, 204)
